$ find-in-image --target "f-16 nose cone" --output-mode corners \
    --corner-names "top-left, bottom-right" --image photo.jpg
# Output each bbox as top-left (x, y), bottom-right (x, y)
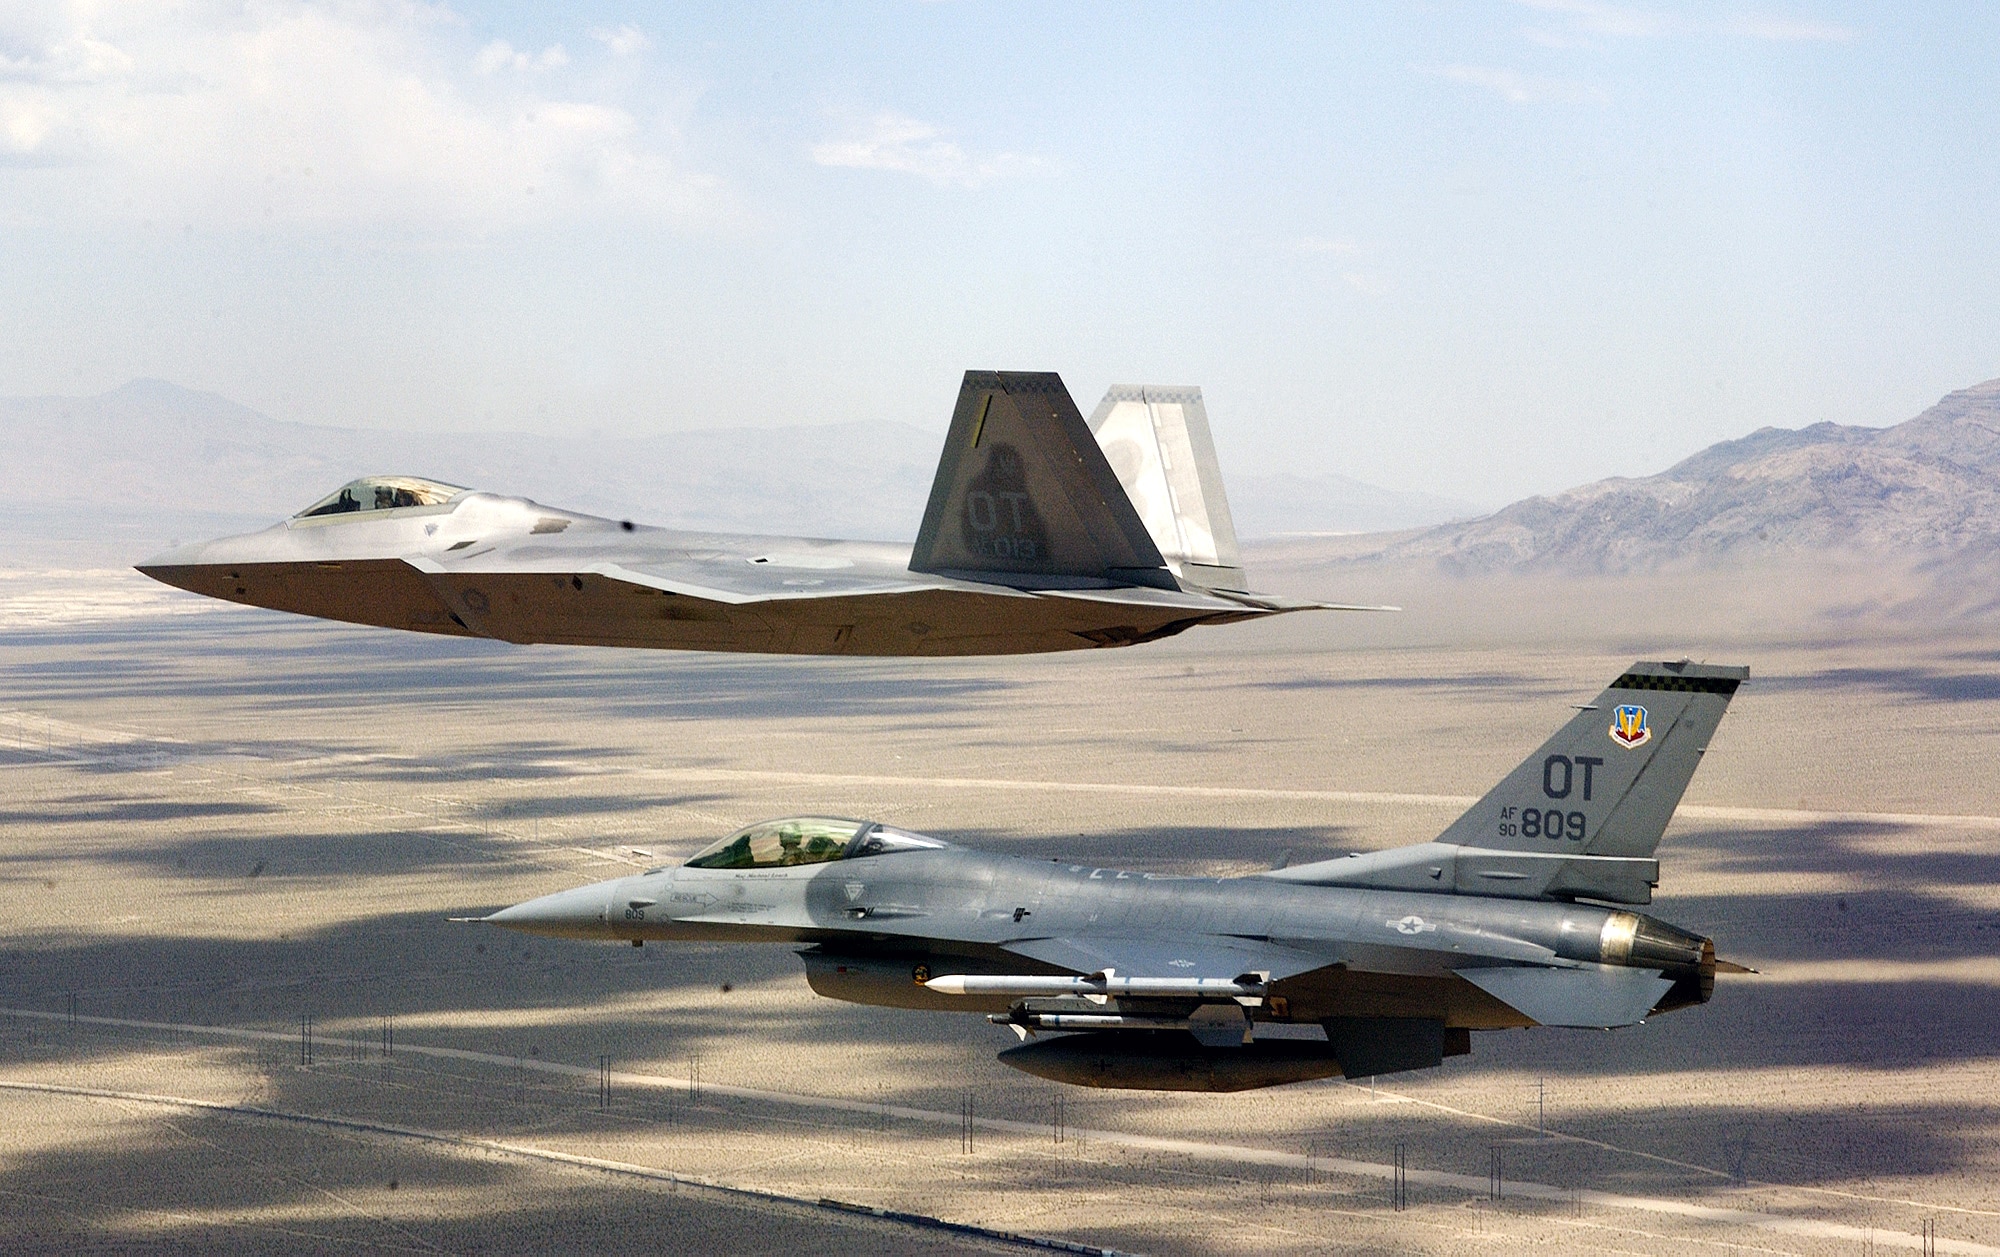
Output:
top-left (485, 881), bottom-right (618, 939)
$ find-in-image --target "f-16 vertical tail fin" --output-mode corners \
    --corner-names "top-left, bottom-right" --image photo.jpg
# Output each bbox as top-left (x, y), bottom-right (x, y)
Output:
top-left (1086, 385), bottom-right (1246, 592)
top-left (1433, 661), bottom-right (1747, 860)
top-left (910, 372), bottom-right (1175, 589)
top-left (1263, 661), bottom-right (1746, 905)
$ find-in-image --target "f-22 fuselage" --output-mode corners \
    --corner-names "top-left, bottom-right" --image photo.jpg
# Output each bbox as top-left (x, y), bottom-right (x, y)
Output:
top-left (138, 374), bottom-right (1383, 658)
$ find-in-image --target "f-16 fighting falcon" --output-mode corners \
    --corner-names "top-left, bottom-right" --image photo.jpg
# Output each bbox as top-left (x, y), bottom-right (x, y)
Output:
top-left (138, 373), bottom-right (1381, 656)
top-left (469, 660), bottom-right (1750, 1091)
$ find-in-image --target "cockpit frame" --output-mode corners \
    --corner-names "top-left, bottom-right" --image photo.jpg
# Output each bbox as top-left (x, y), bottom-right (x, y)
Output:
top-left (291, 476), bottom-right (471, 526)
top-left (680, 817), bottom-right (948, 871)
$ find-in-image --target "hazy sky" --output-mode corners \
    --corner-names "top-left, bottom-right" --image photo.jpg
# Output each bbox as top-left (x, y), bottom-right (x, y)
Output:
top-left (2, 2), bottom-right (1995, 504)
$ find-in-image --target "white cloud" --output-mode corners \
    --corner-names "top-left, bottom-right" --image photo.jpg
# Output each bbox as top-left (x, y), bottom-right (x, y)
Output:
top-left (1518, 26), bottom-right (1595, 49)
top-left (0, 2), bottom-right (726, 233)
top-left (1424, 63), bottom-right (1612, 105)
top-left (810, 112), bottom-right (1043, 187)
top-left (1513, 0), bottom-right (1856, 43)
top-left (1723, 15), bottom-right (1857, 42)
top-left (475, 39), bottom-right (570, 75)
top-left (1514, 0), bottom-right (1669, 38)
top-left (590, 24), bottom-right (652, 57)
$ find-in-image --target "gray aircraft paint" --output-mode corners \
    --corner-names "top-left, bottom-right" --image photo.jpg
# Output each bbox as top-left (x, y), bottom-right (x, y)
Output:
top-left (474, 661), bottom-right (1748, 1092)
top-left (137, 372), bottom-right (1381, 657)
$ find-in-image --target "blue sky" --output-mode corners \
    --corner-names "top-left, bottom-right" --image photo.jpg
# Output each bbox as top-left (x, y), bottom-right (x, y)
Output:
top-left (1, 2), bottom-right (1994, 504)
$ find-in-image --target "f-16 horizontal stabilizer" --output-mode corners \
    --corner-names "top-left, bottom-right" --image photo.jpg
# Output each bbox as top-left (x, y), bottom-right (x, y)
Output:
top-left (911, 372), bottom-right (1174, 589)
top-left (1458, 963), bottom-right (1675, 1028)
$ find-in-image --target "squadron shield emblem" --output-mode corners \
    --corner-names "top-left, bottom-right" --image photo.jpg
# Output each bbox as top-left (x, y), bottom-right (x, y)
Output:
top-left (1610, 703), bottom-right (1651, 749)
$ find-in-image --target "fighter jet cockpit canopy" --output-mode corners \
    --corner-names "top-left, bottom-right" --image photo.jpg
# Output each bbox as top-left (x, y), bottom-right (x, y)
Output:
top-left (683, 817), bottom-right (948, 870)
top-left (294, 476), bottom-right (470, 519)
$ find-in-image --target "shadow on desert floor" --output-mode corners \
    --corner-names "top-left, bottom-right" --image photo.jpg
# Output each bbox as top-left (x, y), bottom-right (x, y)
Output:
top-left (0, 614), bottom-right (1021, 725)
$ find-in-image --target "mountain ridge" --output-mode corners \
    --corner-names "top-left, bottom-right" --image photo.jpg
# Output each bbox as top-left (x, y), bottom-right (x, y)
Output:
top-left (1351, 377), bottom-right (2000, 574)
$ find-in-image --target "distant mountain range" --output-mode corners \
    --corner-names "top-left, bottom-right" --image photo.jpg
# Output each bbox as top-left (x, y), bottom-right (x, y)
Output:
top-left (1227, 472), bottom-right (1482, 537)
top-left (0, 379), bottom-right (1479, 566)
top-left (13, 375), bottom-right (1992, 576)
top-left (1352, 377), bottom-right (2000, 574)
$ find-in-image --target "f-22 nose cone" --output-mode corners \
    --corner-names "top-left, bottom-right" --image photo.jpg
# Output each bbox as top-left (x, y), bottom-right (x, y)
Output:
top-left (135, 532), bottom-right (273, 600)
top-left (484, 881), bottom-right (618, 939)
top-left (137, 538), bottom-right (218, 572)
top-left (135, 538), bottom-right (223, 590)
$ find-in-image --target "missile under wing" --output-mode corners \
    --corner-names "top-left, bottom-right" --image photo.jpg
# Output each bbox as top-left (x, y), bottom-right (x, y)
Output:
top-left (136, 372), bottom-right (1382, 657)
top-left (470, 660), bottom-right (1751, 1091)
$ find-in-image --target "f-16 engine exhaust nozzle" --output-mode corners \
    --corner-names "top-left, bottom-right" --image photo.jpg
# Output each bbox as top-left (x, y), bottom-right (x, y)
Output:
top-left (1600, 911), bottom-right (1715, 1010)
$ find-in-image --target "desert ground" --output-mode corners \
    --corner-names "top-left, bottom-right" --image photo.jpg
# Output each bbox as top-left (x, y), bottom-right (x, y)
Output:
top-left (0, 550), bottom-right (1996, 1254)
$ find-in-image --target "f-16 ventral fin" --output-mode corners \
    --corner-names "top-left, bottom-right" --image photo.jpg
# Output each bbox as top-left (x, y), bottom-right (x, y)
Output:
top-left (1086, 385), bottom-right (1245, 592)
top-left (910, 372), bottom-right (1175, 590)
top-left (1263, 660), bottom-right (1747, 905)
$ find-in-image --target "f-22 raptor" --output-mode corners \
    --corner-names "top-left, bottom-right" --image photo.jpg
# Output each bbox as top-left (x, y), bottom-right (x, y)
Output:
top-left (138, 373), bottom-right (1382, 656)
top-left (473, 660), bottom-right (1750, 1091)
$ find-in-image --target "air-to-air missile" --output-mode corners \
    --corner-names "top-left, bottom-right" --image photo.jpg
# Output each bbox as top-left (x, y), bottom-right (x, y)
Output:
top-left (464, 661), bottom-right (1751, 1091)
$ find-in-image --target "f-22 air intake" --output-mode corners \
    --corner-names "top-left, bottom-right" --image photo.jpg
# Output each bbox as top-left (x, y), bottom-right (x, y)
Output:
top-left (467, 660), bottom-right (1751, 1092)
top-left (138, 373), bottom-right (1387, 657)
